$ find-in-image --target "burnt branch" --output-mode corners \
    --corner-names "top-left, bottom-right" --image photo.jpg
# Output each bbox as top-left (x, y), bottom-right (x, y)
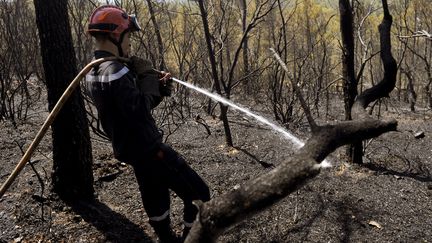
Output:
top-left (398, 30), bottom-right (432, 41)
top-left (303, 118), bottom-right (397, 162)
top-left (270, 48), bottom-right (318, 131)
top-left (185, 116), bottom-right (397, 242)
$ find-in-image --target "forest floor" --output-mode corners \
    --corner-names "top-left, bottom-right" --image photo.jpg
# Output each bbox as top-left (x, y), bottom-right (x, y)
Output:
top-left (0, 92), bottom-right (431, 243)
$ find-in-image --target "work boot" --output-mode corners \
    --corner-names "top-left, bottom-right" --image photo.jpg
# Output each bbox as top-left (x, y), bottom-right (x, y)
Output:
top-left (150, 218), bottom-right (181, 243)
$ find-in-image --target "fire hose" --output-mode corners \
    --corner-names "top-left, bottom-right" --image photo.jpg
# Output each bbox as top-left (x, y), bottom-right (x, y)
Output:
top-left (0, 56), bottom-right (128, 199)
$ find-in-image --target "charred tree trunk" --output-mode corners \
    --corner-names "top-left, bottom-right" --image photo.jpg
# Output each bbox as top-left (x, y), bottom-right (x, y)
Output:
top-left (407, 76), bottom-right (417, 112)
top-left (34, 0), bottom-right (94, 200)
top-left (339, 0), bottom-right (362, 163)
top-left (198, 0), bottom-right (233, 146)
top-left (339, 0), bottom-right (357, 120)
top-left (401, 68), bottom-right (417, 112)
top-left (425, 68), bottom-right (432, 109)
top-left (354, 0), bottom-right (398, 112)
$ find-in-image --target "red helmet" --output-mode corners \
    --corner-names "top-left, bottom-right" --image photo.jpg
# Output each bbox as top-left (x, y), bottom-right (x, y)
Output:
top-left (88, 5), bottom-right (141, 41)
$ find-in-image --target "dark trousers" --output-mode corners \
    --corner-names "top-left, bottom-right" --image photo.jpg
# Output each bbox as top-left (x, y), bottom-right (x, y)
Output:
top-left (131, 143), bottom-right (210, 226)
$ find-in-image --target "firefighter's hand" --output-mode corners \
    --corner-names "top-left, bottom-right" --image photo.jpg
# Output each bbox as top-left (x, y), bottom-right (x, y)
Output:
top-left (129, 56), bottom-right (153, 75)
top-left (158, 71), bottom-right (171, 82)
top-left (159, 72), bottom-right (173, 97)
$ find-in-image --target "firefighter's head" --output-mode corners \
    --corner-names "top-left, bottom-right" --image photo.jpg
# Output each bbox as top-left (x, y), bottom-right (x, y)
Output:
top-left (87, 5), bottom-right (141, 57)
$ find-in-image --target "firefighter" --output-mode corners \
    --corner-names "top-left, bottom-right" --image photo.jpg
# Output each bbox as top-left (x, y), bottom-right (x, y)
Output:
top-left (85, 5), bottom-right (210, 242)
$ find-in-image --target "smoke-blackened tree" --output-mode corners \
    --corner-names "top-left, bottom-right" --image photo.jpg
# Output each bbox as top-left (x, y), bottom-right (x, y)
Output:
top-left (34, 0), bottom-right (94, 200)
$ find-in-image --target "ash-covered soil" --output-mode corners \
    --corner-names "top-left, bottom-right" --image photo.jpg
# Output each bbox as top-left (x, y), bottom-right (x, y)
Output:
top-left (1, 95), bottom-right (431, 243)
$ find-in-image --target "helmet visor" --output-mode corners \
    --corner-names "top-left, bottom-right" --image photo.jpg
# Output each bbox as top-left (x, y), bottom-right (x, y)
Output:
top-left (129, 14), bottom-right (141, 32)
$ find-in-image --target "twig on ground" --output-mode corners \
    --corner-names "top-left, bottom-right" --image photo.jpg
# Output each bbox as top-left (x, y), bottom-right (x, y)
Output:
top-left (195, 115), bottom-right (211, 136)
top-left (15, 140), bottom-right (47, 220)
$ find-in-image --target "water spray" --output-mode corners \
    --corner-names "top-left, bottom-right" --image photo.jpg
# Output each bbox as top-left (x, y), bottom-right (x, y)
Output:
top-left (173, 78), bottom-right (304, 147)
top-left (171, 78), bottom-right (331, 168)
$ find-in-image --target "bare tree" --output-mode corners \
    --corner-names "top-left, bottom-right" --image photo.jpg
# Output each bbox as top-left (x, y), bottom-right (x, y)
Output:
top-left (165, 2), bottom-right (208, 117)
top-left (339, 0), bottom-right (364, 164)
top-left (266, 0), bottom-right (299, 126)
top-left (197, 0), bottom-right (276, 146)
top-left (396, 0), bottom-right (432, 109)
top-left (0, 0), bottom-right (41, 126)
top-left (197, 0), bottom-right (234, 146)
top-left (145, 0), bottom-right (167, 70)
top-left (34, 0), bottom-right (94, 200)
top-left (266, 0), bottom-right (337, 126)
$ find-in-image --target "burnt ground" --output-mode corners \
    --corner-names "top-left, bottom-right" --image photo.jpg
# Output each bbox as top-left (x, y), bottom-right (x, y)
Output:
top-left (0, 93), bottom-right (432, 243)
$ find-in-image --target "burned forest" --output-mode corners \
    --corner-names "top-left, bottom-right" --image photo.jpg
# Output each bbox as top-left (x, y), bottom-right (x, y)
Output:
top-left (1, 0), bottom-right (431, 242)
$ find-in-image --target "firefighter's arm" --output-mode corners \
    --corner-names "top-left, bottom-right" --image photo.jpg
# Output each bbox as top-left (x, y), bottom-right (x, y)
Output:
top-left (129, 56), bottom-right (161, 98)
top-left (112, 74), bottom-right (157, 117)
top-left (129, 56), bottom-right (173, 98)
